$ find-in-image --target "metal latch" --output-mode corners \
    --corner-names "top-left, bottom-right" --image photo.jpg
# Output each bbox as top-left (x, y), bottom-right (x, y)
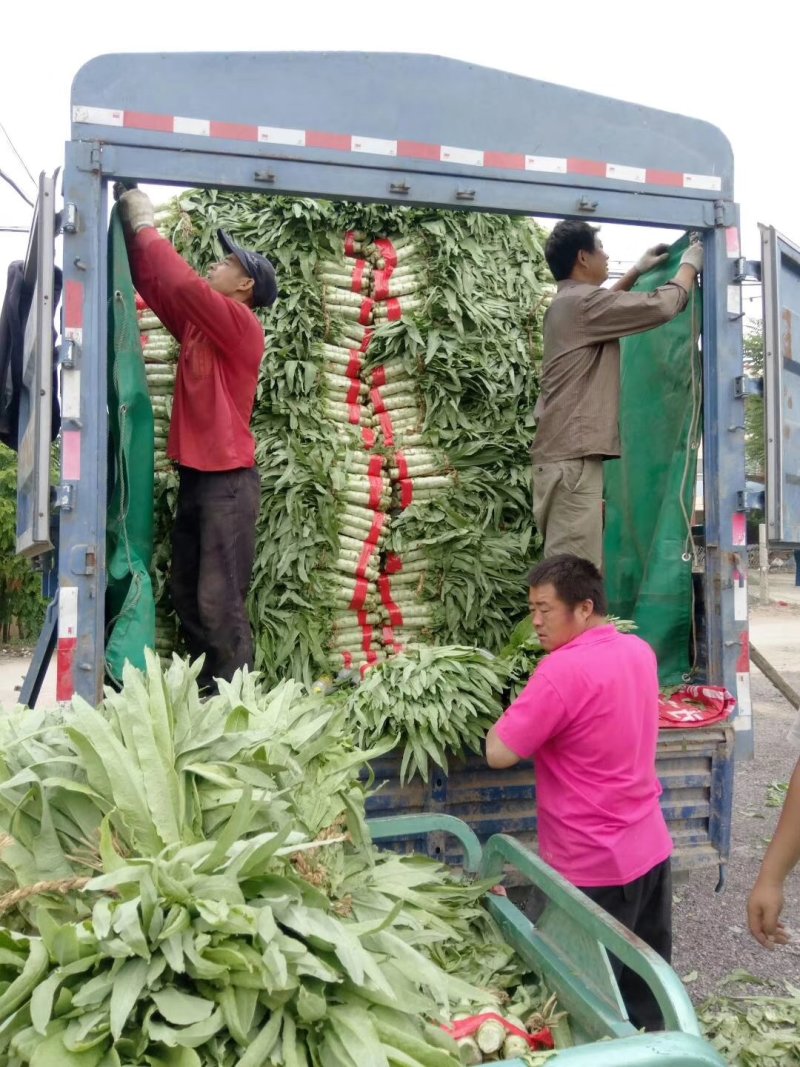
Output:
top-left (55, 484), bottom-right (75, 511)
top-left (70, 544), bottom-right (96, 576)
top-left (734, 375), bottom-right (763, 399)
top-left (58, 339), bottom-right (78, 369)
top-left (62, 204), bottom-right (78, 234)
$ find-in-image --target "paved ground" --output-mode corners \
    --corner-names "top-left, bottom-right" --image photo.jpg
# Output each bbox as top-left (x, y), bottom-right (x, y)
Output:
top-left (2, 578), bottom-right (800, 1007)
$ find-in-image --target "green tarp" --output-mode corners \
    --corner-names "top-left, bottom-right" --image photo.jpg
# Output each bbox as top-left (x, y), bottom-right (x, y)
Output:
top-left (603, 236), bottom-right (703, 684)
top-left (104, 206), bottom-right (155, 682)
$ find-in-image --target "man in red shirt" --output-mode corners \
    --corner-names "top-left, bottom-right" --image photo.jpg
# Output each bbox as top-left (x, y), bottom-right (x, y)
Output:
top-left (486, 554), bottom-right (672, 1031)
top-left (117, 187), bottom-right (277, 692)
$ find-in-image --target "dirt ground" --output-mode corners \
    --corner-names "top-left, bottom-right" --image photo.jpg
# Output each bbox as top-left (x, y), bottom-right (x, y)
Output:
top-left (2, 577), bottom-right (800, 1006)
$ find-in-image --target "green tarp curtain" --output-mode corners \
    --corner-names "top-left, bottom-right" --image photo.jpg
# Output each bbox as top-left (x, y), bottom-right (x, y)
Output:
top-left (104, 206), bottom-right (155, 682)
top-left (603, 235), bottom-right (703, 684)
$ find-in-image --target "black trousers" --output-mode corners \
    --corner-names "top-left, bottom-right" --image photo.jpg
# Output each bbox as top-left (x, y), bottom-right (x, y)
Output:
top-left (171, 466), bottom-right (260, 691)
top-left (577, 858), bottom-right (673, 1032)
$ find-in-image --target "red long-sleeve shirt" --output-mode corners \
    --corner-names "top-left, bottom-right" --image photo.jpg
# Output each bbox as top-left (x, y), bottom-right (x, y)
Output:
top-left (128, 228), bottom-right (265, 471)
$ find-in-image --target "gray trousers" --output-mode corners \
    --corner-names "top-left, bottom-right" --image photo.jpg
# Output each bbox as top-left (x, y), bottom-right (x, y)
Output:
top-left (532, 457), bottom-right (604, 568)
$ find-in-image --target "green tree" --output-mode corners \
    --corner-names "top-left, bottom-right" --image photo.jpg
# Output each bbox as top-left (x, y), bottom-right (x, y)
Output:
top-left (744, 320), bottom-right (765, 479)
top-left (0, 443), bottom-right (46, 644)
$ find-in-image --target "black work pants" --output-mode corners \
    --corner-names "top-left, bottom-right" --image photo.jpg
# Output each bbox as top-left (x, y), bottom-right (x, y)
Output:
top-left (171, 466), bottom-right (260, 691)
top-left (577, 858), bottom-right (673, 1032)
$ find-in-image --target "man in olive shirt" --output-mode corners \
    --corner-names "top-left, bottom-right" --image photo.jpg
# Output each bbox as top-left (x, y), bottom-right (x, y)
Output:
top-left (532, 221), bottom-right (703, 569)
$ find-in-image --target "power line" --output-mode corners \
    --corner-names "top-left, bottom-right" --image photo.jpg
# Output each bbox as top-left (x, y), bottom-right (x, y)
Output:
top-left (0, 120), bottom-right (36, 188)
top-left (0, 168), bottom-right (33, 208)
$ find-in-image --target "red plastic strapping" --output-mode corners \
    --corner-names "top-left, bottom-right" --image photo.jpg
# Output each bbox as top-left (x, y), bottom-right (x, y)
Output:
top-left (371, 365), bottom-right (386, 387)
top-left (374, 237), bottom-right (398, 269)
top-left (378, 411), bottom-right (395, 446)
top-left (366, 512), bottom-right (386, 545)
top-left (359, 328), bottom-right (374, 352)
top-left (378, 576), bottom-right (404, 627)
top-left (373, 269), bottom-right (390, 301)
top-left (358, 298), bottom-right (374, 325)
top-left (387, 298), bottom-right (403, 321)
top-left (346, 351), bottom-right (362, 379)
top-left (370, 387), bottom-right (386, 413)
top-left (442, 1014), bottom-right (553, 1051)
top-left (361, 427), bottom-right (377, 448)
top-left (347, 403), bottom-right (361, 425)
top-left (399, 478), bottom-right (414, 509)
top-left (135, 293), bottom-right (147, 311)
top-left (361, 625), bottom-right (374, 652)
top-left (356, 540), bottom-right (377, 578)
top-left (368, 475), bottom-right (385, 510)
top-left (344, 231), bottom-right (357, 257)
top-left (140, 333), bottom-right (150, 346)
top-left (351, 259), bottom-right (366, 293)
top-left (342, 650), bottom-right (353, 669)
top-left (345, 380), bottom-right (360, 405)
top-left (368, 455), bottom-right (384, 477)
top-left (395, 450), bottom-right (409, 479)
top-left (357, 610), bottom-right (370, 627)
top-left (385, 553), bottom-right (403, 574)
top-left (348, 577), bottom-right (370, 611)
top-left (365, 649), bottom-right (379, 664)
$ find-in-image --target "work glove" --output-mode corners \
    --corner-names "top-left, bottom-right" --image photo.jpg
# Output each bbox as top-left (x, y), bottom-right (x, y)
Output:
top-left (634, 243), bottom-right (670, 275)
top-left (117, 188), bottom-right (155, 234)
top-left (679, 240), bottom-right (704, 273)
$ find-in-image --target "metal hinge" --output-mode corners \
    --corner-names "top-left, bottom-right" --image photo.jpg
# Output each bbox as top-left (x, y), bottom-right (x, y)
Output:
top-left (734, 375), bottom-right (763, 399)
top-left (62, 204), bottom-right (78, 234)
top-left (58, 339), bottom-right (78, 369)
top-left (70, 544), bottom-right (96, 576)
top-left (737, 488), bottom-right (765, 511)
top-left (55, 484), bottom-right (74, 511)
top-left (733, 257), bottom-right (761, 283)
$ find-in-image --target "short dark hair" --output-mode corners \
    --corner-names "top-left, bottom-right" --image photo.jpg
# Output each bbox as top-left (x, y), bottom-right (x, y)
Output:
top-left (528, 553), bottom-right (608, 615)
top-left (544, 220), bottom-right (600, 282)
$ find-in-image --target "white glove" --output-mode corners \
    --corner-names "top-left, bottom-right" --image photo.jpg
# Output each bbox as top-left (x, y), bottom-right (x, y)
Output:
top-left (634, 243), bottom-right (670, 275)
top-left (118, 189), bottom-right (155, 233)
top-left (680, 241), bottom-right (704, 273)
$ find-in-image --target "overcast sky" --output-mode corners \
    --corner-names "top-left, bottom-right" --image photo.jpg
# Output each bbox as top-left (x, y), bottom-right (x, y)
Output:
top-left (0, 0), bottom-right (793, 323)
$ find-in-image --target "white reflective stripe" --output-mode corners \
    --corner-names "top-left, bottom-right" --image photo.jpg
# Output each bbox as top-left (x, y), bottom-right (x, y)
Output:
top-left (59, 586), bottom-right (79, 639)
top-left (735, 671), bottom-right (753, 733)
top-left (72, 105), bottom-right (124, 126)
top-left (525, 155), bottom-right (567, 174)
top-left (683, 172), bottom-right (722, 192)
top-left (173, 116), bottom-right (210, 136)
top-left (727, 285), bottom-right (741, 316)
top-left (606, 162), bottom-right (646, 184)
top-left (258, 126), bottom-right (306, 146)
top-left (440, 145), bottom-right (484, 167)
top-left (61, 369), bottom-right (81, 421)
top-left (734, 573), bottom-right (747, 620)
top-left (63, 326), bottom-right (83, 344)
top-left (351, 136), bottom-right (397, 156)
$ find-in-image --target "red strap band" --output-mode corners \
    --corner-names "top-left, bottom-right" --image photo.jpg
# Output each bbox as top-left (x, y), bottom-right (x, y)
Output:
top-left (360, 328), bottom-right (374, 352)
top-left (371, 365), bottom-right (386, 387)
top-left (342, 650), bottom-right (353, 669)
top-left (385, 553), bottom-right (403, 574)
top-left (366, 512), bottom-right (386, 545)
top-left (346, 351), bottom-right (362, 378)
top-left (358, 298), bottom-right (374, 325)
top-left (377, 411), bottom-right (395, 446)
top-left (344, 231), bottom-right (357, 256)
top-left (348, 403), bottom-right (362, 425)
top-left (378, 575), bottom-right (404, 627)
top-left (356, 540), bottom-right (377, 578)
top-left (361, 626), bottom-right (374, 652)
top-left (346, 380), bottom-right (361, 404)
top-left (395, 450), bottom-right (409, 479)
top-left (351, 258), bottom-right (366, 293)
top-left (368, 474), bottom-right (385, 510)
top-left (374, 237), bottom-right (398, 269)
top-left (348, 578), bottom-right (370, 611)
top-left (373, 269), bottom-right (390, 301)
top-left (361, 427), bottom-right (377, 448)
top-left (370, 387), bottom-right (386, 413)
top-left (399, 478), bottom-right (414, 509)
top-left (387, 298), bottom-right (402, 321)
top-left (367, 454), bottom-right (384, 476)
top-left (357, 610), bottom-right (370, 626)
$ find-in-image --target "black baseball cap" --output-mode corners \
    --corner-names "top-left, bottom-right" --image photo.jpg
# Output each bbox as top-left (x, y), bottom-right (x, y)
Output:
top-left (217, 229), bottom-right (278, 309)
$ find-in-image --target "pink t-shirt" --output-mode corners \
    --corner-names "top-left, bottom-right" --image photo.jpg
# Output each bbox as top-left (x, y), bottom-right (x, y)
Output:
top-left (495, 624), bottom-right (673, 887)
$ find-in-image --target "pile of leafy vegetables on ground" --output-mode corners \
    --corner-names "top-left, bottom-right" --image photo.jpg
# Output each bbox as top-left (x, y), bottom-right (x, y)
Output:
top-left (0, 656), bottom-right (563, 1066)
top-left (697, 974), bottom-right (800, 1066)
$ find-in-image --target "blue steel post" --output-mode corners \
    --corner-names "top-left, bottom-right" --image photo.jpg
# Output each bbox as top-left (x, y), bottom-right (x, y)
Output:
top-left (702, 220), bottom-right (750, 759)
top-left (58, 142), bottom-right (108, 704)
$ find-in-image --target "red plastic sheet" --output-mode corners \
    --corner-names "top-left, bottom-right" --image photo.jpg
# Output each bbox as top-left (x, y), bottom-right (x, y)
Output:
top-left (658, 685), bottom-right (736, 728)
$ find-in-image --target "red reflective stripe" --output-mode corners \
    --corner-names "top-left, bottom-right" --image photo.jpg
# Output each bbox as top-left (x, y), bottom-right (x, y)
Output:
top-left (359, 298), bottom-right (374, 325)
top-left (374, 237), bottom-right (398, 269)
top-left (378, 412), bottom-right (394, 446)
top-left (737, 631), bottom-right (750, 673)
top-left (387, 298), bottom-right (402, 321)
top-left (646, 168), bottom-right (683, 188)
top-left (370, 387), bottom-right (386, 413)
top-left (351, 259), bottom-right (366, 293)
top-left (368, 475), bottom-right (384, 509)
top-left (64, 280), bottom-right (84, 329)
top-left (484, 150), bottom-right (525, 170)
top-left (361, 427), bottom-right (377, 448)
top-left (307, 130), bottom-right (351, 151)
top-left (56, 638), bottom-right (77, 701)
top-left (209, 120), bottom-right (258, 141)
top-left (371, 365), bottom-right (386, 387)
top-left (124, 110), bottom-right (173, 132)
top-left (395, 450), bottom-right (408, 479)
top-left (567, 157), bottom-right (607, 178)
top-left (348, 403), bottom-right (361, 425)
top-left (346, 352), bottom-right (362, 378)
top-left (385, 553), bottom-right (403, 574)
top-left (348, 578), bottom-right (370, 611)
top-left (346, 380), bottom-right (361, 404)
top-left (400, 478), bottom-right (413, 509)
top-left (397, 140), bottom-right (441, 161)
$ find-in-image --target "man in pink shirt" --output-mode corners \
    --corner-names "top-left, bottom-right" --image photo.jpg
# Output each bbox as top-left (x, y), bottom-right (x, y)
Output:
top-left (486, 554), bottom-right (672, 1031)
